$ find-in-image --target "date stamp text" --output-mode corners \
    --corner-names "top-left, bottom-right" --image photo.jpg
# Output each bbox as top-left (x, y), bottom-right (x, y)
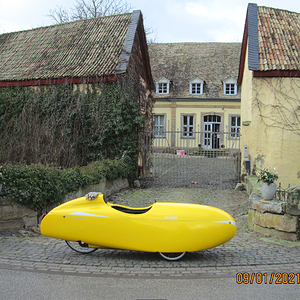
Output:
top-left (236, 272), bottom-right (300, 284)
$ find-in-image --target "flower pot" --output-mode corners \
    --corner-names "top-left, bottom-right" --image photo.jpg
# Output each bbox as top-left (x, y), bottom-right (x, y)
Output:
top-left (261, 182), bottom-right (276, 200)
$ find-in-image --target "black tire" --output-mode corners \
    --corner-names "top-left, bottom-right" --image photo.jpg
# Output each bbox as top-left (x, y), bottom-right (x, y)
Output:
top-left (65, 240), bottom-right (98, 254)
top-left (158, 252), bottom-right (186, 261)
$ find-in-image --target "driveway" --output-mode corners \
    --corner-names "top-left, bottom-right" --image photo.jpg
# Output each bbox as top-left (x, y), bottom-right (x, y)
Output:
top-left (1, 187), bottom-right (300, 279)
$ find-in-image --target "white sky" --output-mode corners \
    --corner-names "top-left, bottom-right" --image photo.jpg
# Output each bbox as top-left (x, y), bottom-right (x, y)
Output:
top-left (0, 0), bottom-right (300, 42)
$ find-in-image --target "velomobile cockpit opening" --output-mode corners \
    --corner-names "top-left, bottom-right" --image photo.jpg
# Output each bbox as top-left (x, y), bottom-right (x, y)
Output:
top-left (111, 205), bottom-right (152, 214)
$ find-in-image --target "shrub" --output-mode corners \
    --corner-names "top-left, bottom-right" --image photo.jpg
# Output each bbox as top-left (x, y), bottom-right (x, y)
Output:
top-left (0, 159), bottom-right (128, 213)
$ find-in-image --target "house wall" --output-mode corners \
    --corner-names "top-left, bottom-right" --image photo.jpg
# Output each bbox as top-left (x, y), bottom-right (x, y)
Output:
top-left (154, 100), bottom-right (241, 149)
top-left (241, 43), bottom-right (300, 187)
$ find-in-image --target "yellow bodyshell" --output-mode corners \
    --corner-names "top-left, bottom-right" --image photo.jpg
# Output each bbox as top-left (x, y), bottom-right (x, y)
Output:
top-left (40, 194), bottom-right (236, 253)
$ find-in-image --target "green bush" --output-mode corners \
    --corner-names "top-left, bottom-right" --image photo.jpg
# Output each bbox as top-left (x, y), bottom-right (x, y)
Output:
top-left (0, 159), bottom-right (128, 213)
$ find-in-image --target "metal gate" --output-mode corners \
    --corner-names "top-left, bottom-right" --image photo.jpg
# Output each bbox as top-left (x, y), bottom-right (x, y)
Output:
top-left (139, 130), bottom-right (241, 189)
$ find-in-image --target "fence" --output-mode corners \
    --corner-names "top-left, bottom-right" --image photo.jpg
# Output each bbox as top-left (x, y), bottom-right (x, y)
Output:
top-left (276, 183), bottom-right (291, 201)
top-left (139, 130), bottom-right (241, 188)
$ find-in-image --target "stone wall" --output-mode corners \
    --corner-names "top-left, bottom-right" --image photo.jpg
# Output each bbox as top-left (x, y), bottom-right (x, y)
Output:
top-left (248, 185), bottom-right (300, 241)
top-left (0, 177), bottom-right (129, 231)
top-left (0, 198), bottom-right (37, 231)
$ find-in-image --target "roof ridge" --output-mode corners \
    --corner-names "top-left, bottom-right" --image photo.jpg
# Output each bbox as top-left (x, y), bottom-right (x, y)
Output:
top-left (148, 42), bottom-right (241, 45)
top-left (0, 11), bottom-right (133, 35)
top-left (258, 5), bottom-right (300, 15)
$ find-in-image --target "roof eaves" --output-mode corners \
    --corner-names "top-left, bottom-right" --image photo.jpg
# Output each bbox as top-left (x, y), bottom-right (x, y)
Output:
top-left (248, 3), bottom-right (259, 71)
top-left (116, 10), bottom-right (141, 74)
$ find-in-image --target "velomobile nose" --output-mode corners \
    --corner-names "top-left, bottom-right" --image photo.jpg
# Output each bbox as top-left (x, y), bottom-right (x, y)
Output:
top-left (204, 208), bottom-right (237, 248)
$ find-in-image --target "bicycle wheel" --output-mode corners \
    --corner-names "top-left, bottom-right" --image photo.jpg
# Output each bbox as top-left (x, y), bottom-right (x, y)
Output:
top-left (65, 240), bottom-right (98, 254)
top-left (159, 252), bottom-right (186, 261)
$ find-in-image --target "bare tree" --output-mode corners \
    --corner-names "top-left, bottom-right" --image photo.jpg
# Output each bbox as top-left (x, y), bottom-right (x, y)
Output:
top-left (47, 0), bottom-right (132, 23)
top-left (253, 77), bottom-right (300, 137)
top-left (48, 6), bottom-right (71, 23)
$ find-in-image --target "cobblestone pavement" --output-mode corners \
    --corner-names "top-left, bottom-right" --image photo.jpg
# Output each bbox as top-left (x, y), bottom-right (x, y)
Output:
top-left (151, 155), bottom-right (239, 188)
top-left (1, 187), bottom-right (300, 279)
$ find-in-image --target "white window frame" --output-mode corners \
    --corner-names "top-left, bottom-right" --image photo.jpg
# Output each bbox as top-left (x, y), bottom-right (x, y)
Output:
top-left (203, 115), bottom-right (222, 149)
top-left (230, 116), bottom-right (240, 139)
top-left (223, 78), bottom-right (237, 95)
top-left (157, 83), bottom-right (169, 94)
top-left (189, 78), bottom-right (204, 95)
top-left (182, 115), bottom-right (195, 138)
top-left (153, 115), bottom-right (165, 137)
top-left (156, 77), bottom-right (170, 95)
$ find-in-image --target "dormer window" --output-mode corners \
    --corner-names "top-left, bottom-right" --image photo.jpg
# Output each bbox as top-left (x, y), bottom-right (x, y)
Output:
top-left (223, 78), bottom-right (237, 95)
top-left (189, 77), bottom-right (204, 95)
top-left (156, 77), bottom-right (170, 94)
top-left (158, 83), bottom-right (168, 94)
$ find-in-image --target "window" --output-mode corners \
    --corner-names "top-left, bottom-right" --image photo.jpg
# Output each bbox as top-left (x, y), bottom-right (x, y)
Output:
top-left (189, 78), bottom-right (204, 95)
top-left (225, 83), bottom-right (236, 95)
top-left (230, 116), bottom-right (240, 138)
top-left (156, 77), bottom-right (170, 94)
top-left (157, 83), bottom-right (169, 94)
top-left (223, 78), bottom-right (237, 95)
top-left (182, 115), bottom-right (194, 138)
top-left (191, 83), bottom-right (201, 94)
top-left (153, 115), bottom-right (165, 137)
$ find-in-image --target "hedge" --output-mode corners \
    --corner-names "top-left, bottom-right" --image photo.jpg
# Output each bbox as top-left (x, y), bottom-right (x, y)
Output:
top-left (0, 159), bottom-right (128, 213)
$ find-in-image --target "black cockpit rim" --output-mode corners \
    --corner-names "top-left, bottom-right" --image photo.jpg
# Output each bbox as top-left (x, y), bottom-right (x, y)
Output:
top-left (111, 205), bottom-right (152, 214)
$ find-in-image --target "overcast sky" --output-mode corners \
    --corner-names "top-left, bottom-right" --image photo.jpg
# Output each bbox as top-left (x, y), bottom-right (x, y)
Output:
top-left (1, 0), bottom-right (300, 42)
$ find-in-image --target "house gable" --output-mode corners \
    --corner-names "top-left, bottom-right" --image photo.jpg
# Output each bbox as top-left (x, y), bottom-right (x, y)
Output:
top-left (239, 3), bottom-right (300, 187)
top-left (238, 3), bottom-right (300, 85)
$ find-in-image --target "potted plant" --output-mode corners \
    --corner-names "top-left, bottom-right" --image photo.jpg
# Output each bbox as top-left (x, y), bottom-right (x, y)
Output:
top-left (220, 144), bottom-right (225, 151)
top-left (256, 168), bottom-right (278, 200)
top-left (198, 143), bottom-right (202, 150)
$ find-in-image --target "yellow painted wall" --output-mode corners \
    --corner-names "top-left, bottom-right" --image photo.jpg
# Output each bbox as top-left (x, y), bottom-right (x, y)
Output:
top-left (241, 42), bottom-right (300, 186)
top-left (154, 101), bottom-right (241, 150)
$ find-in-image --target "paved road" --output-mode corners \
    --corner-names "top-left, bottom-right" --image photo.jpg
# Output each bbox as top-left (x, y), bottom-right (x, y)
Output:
top-left (1, 268), bottom-right (300, 300)
top-left (1, 187), bottom-right (300, 280)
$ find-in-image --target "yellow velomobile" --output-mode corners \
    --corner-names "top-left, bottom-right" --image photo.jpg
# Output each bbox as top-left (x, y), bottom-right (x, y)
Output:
top-left (40, 192), bottom-right (237, 260)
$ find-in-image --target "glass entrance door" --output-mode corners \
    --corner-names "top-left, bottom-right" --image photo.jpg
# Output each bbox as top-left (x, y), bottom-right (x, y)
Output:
top-left (203, 115), bottom-right (221, 149)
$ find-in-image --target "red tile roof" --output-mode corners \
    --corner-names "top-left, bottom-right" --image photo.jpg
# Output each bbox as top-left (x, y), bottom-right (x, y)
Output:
top-left (258, 6), bottom-right (300, 71)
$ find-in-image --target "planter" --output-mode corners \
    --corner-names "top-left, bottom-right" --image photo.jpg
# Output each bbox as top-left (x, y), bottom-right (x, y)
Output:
top-left (261, 182), bottom-right (277, 200)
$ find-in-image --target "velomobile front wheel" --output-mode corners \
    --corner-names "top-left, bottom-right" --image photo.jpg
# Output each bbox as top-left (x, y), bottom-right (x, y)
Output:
top-left (159, 252), bottom-right (186, 261)
top-left (65, 240), bottom-right (98, 254)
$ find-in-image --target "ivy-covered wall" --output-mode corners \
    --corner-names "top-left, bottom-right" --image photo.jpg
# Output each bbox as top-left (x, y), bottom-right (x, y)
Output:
top-left (0, 75), bottom-right (146, 181)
